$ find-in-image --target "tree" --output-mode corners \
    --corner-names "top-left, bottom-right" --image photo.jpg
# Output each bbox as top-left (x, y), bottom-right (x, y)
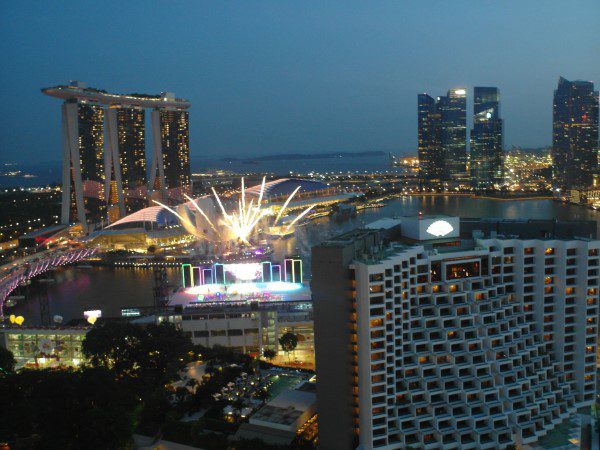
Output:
top-left (278, 332), bottom-right (298, 360)
top-left (83, 322), bottom-right (194, 390)
top-left (263, 348), bottom-right (276, 361)
top-left (254, 387), bottom-right (269, 403)
top-left (0, 367), bottom-right (137, 450)
top-left (0, 346), bottom-right (16, 374)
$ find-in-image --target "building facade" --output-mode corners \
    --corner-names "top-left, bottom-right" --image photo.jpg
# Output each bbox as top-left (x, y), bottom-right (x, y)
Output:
top-left (439, 89), bottom-right (468, 184)
top-left (149, 108), bottom-right (191, 203)
top-left (1, 326), bottom-right (90, 369)
top-left (60, 99), bottom-right (106, 224)
top-left (42, 82), bottom-right (191, 226)
top-left (105, 106), bottom-right (148, 221)
top-left (312, 216), bottom-right (598, 449)
top-left (470, 87), bottom-right (503, 190)
top-left (417, 88), bottom-right (468, 187)
top-left (158, 301), bottom-right (314, 365)
top-left (552, 77), bottom-right (599, 190)
top-left (418, 94), bottom-right (443, 186)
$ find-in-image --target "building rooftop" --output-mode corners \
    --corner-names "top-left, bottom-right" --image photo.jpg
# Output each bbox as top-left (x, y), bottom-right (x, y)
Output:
top-left (246, 178), bottom-right (330, 199)
top-left (250, 385), bottom-right (316, 427)
top-left (364, 218), bottom-right (402, 230)
top-left (42, 82), bottom-right (191, 109)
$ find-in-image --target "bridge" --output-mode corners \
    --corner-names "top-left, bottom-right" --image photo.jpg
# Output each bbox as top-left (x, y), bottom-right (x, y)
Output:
top-left (0, 246), bottom-right (96, 319)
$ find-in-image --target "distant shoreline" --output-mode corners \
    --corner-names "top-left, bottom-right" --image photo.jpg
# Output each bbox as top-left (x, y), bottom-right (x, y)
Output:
top-left (219, 150), bottom-right (386, 163)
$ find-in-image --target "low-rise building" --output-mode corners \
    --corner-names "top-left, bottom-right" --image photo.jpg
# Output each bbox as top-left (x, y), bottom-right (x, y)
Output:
top-left (158, 301), bottom-right (314, 366)
top-left (1, 326), bottom-right (90, 369)
top-left (234, 380), bottom-right (317, 446)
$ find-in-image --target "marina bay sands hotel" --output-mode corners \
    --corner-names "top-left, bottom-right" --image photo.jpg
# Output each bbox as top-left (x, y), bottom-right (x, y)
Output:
top-left (42, 81), bottom-right (191, 226)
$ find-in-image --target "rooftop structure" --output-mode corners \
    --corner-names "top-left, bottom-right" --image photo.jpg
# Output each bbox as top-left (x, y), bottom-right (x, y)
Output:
top-left (246, 178), bottom-right (329, 200)
top-left (250, 382), bottom-right (316, 431)
top-left (41, 82), bottom-right (190, 109)
top-left (234, 381), bottom-right (317, 445)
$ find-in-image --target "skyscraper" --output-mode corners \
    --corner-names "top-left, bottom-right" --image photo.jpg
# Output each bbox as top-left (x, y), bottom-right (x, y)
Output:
top-left (470, 87), bottom-right (504, 190)
top-left (552, 77), bottom-right (599, 190)
top-left (439, 88), bottom-right (468, 182)
top-left (417, 88), bottom-right (467, 187)
top-left (149, 105), bottom-right (191, 203)
top-left (312, 216), bottom-right (598, 449)
top-left (417, 94), bottom-right (443, 186)
top-left (105, 106), bottom-right (147, 220)
top-left (61, 98), bottom-right (106, 225)
top-left (42, 82), bottom-right (191, 225)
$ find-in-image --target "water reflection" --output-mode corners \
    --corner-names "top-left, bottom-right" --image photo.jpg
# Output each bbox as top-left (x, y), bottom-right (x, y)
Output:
top-left (12, 196), bottom-right (600, 324)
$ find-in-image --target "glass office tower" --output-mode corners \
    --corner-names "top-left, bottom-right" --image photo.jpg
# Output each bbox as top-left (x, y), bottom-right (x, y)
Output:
top-left (418, 94), bottom-right (443, 186)
top-left (552, 77), bottom-right (599, 189)
top-left (470, 87), bottom-right (503, 190)
top-left (439, 88), bottom-right (468, 183)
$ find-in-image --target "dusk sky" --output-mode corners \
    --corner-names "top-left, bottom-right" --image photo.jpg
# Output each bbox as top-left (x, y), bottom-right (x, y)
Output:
top-left (1, 1), bottom-right (599, 164)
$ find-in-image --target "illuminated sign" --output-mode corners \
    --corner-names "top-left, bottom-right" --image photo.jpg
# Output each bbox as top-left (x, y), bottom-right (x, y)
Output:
top-left (426, 220), bottom-right (454, 237)
top-left (454, 89), bottom-right (466, 95)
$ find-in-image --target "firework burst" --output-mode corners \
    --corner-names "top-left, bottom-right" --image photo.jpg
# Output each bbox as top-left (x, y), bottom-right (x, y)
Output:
top-left (153, 177), bottom-right (315, 245)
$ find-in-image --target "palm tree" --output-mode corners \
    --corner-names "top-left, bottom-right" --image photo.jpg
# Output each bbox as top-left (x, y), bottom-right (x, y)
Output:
top-left (278, 332), bottom-right (298, 361)
top-left (262, 348), bottom-right (276, 362)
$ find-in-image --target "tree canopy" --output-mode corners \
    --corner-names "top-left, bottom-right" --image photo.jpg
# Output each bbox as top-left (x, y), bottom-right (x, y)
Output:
top-left (0, 346), bottom-right (16, 374)
top-left (262, 348), bottom-right (276, 361)
top-left (82, 321), bottom-right (194, 388)
top-left (279, 332), bottom-right (298, 353)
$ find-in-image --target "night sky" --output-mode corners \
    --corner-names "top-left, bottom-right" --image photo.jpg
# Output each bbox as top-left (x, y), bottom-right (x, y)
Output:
top-left (1, 1), bottom-right (598, 164)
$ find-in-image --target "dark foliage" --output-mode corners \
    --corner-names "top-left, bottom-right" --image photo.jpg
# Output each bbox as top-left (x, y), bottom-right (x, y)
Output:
top-left (0, 367), bottom-right (137, 450)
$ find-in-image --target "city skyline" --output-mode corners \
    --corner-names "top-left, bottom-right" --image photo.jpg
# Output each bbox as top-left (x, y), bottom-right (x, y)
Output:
top-left (1, 4), bottom-right (600, 449)
top-left (1, 1), bottom-right (599, 163)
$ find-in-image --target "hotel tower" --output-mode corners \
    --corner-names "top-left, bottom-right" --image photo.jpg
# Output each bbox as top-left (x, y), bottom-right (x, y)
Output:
top-left (42, 81), bottom-right (191, 226)
top-left (312, 216), bottom-right (598, 449)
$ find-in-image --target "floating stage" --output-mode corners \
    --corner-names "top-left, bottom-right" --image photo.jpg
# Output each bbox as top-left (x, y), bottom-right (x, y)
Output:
top-left (169, 260), bottom-right (310, 307)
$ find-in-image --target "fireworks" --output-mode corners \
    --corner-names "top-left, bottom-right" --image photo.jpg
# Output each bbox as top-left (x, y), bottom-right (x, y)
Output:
top-left (153, 177), bottom-right (315, 245)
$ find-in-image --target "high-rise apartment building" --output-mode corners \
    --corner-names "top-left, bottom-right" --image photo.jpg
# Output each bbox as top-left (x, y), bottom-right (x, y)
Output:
top-left (42, 82), bottom-right (191, 225)
top-left (417, 88), bottom-right (467, 186)
top-left (470, 87), bottom-right (504, 190)
top-left (552, 77), bottom-right (599, 190)
top-left (313, 216), bottom-right (598, 450)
